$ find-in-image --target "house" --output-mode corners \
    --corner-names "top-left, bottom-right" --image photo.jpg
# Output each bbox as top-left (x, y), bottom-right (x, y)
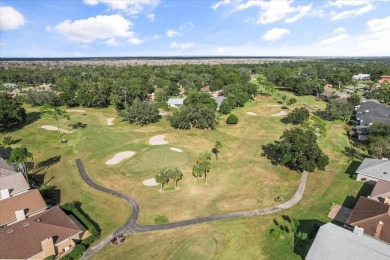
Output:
top-left (379, 76), bottom-right (390, 83)
top-left (370, 179), bottom-right (390, 203)
top-left (213, 96), bottom-right (226, 110)
top-left (0, 206), bottom-right (86, 259)
top-left (34, 83), bottom-right (56, 92)
top-left (307, 223), bottom-right (390, 260)
top-left (355, 158), bottom-right (390, 182)
top-left (322, 85), bottom-right (350, 99)
top-left (3, 83), bottom-right (17, 89)
top-left (0, 189), bottom-right (47, 226)
top-left (0, 157), bottom-right (30, 200)
top-left (353, 74), bottom-right (370, 81)
top-left (346, 196), bottom-right (390, 244)
top-left (168, 98), bottom-right (185, 108)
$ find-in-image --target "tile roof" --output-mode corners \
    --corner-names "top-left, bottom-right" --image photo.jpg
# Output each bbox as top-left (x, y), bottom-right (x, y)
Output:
top-left (306, 223), bottom-right (390, 260)
top-left (370, 180), bottom-right (390, 203)
top-left (356, 159), bottom-right (390, 181)
top-left (0, 172), bottom-right (30, 199)
top-left (0, 206), bottom-right (83, 259)
top-left (0, 189), bottom-right (47, 226)
top-left (347, 197), bottom-right (390, 244)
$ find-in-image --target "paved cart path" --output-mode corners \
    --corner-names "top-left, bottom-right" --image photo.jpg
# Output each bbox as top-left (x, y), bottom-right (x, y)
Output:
top-left (76, 158), bottom-right (308, 259)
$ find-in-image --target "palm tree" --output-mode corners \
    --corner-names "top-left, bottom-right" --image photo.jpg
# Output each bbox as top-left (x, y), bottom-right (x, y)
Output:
top-left (192, 164), bottom-right (203, 185)
top-left (155, 168), bottom-right (169, 190)
top-left (40, 104), bottom-right (70, 138)
top-left (197, 151), bottom-right (212, 184)
top-left (8, 146), bottom-right (33, 182)
top-left (170, 168), bottom-right (183, 189)
top-left (213, 141), bottom-right (223, 161)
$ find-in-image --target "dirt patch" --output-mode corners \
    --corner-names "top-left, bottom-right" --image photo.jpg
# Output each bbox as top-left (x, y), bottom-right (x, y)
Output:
top-left (216, 196), bottom-right (258, 211)
top-left (41, 125), bottom-right (74, 133)
top-left (149, 135), bottom-right (168, 145)
top-left (271, 111), bottom-right (288, 117)
top-left (107, 118), bottom-right (114, 126)
top-left (246, 112), bottom-right (257, 116)
top-left (106, 151), bottom-right (135, 165)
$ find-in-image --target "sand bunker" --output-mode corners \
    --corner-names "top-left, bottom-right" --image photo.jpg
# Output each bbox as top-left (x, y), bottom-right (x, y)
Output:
top-left (267, 104), bottom-right (280, 107)
top-left (170, 147), bottom-right (183, 152)
top-left (149, 135), bottom-right (168, 145)
top-left (41, 125), bottom-right (74, 133)
top-left (66, 109), bottom-right (86, 113)
top-left (106, 151), bottom-right (135, 165)
top-left (246, 112), bottom-right (257, 116)
top-left (107, 118), bottom-right (114, 126)
top-left (143, 178), bottom-right (159, 186)
top-left (271, 111), bottom-right (288, 117)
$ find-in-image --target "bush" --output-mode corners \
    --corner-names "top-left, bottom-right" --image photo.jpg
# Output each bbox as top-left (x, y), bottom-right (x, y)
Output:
top-left (226, 114), bottom-right (238, 124)
top-left (2, 136), bottom-right (13, 145)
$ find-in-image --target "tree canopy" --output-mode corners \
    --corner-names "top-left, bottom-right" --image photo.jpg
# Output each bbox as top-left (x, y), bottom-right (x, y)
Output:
top-left (325, 98), bottom-right (353, 121)
top-left (0, 94), bottom-right (26, 129)
top-left (121, 99), bottom-right (161, 126)
top-left (283, 107), bottom-right (310, 125)
top-left (168, 104), bottom-right (218, 130)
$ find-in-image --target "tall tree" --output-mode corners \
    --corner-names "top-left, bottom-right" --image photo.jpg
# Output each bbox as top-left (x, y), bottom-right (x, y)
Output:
top-left (170, 168), bottom-right (183, 189)
top-left (121, 99), bottom-right (161, 126)
top-left (213, 141), bottom-right (223, 161)
top-left (196, 151), bottom-right (212, 184)
top-left (0, 93), bottom-right (26, 128)
top-left (8, 146), bottom-right (33, 182)
top-left (325, 98), bottom-right (353, 121)
top-left (40, 104), bottom-right (70, 138)
top-left (283, 107), bottom-right (310, 125)
top-left (155, 168), bottom-right (170, 190)
top-left (192, 164), bottom-right (203, 185)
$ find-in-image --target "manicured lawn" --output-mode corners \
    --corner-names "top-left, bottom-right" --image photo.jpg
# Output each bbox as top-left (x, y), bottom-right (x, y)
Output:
top-left (1, 94), bottom-right (364, 259)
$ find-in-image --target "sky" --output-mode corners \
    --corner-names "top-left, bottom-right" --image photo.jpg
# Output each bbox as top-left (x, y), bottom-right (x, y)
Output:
top-left (0, 0), bottom-right (390, 57)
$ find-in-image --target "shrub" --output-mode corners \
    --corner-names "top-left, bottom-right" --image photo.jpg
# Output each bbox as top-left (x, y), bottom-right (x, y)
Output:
top-left (2, 136), bottom-right (13, 145)
top-left (226, 114), bottom-right (238, 124)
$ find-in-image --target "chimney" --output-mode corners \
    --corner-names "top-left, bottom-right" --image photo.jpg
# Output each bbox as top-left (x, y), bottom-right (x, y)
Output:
top-left (0, 189), bottom-right (10, 200)
top-left (15, 209), bottom-right (26, 221)
top-left (41, 237), bottom-right (56, 257)
top-left (374, 221), bottom-right (383, 239)
top-left (353, 226), bottom-right (364, 236)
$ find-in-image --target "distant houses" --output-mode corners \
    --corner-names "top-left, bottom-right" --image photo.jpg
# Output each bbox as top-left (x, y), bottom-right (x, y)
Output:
top-left (379, 75), bottom-right (390, 83)
top-left (352, 74), bottom-right (370, 81)
top-left (167, 98), bottom-right (185, 108)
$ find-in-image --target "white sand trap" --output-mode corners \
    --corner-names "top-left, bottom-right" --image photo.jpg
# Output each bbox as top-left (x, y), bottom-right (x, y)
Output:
top-left (143, 178), bottom-right (158, 186)
top-left (159, 111), bottom-right (168, 116)
top-left (41, 125), bottom-right (74, 133)
top-left (267, 104), bottom-right (280, 107)
top-left (66, 109), bottom-right (86, 113)
top-left (271, 111), bottom-right (288, 117)
top-left (170, 147), bottom-right (183, 152)
top-left (247, 112), bottom-right (257, 116)
top-left (149, 135), bottom-right (168, 145)
top-left (107, 118), bottom-right (114, 126)
top-left (106, 151), bottom-right (135, 165)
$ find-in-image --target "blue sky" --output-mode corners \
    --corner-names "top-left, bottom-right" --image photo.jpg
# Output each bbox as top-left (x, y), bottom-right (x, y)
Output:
top-left (0, 0), bottom-right (389, 57)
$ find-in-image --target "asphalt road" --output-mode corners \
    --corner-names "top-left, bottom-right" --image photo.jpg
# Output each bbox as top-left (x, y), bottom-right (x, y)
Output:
top-left (76, 158), bottom-right (308, 259)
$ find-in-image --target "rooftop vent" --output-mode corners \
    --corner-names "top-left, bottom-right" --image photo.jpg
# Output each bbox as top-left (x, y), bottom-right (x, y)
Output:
top-left (6, 229), bottom-right (14, 234)
top-left (23, 222), bottom-right (30, 227)
top-left (36, 218), bottom-right (41, 222)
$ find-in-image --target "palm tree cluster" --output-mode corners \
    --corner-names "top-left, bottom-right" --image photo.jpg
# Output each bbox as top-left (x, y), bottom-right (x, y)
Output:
top-left (155, 167), bottom-right (183, 190)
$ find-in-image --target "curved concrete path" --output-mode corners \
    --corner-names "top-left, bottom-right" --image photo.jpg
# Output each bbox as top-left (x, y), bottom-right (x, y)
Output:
top-left (77, 158), bottom-right (308, 259)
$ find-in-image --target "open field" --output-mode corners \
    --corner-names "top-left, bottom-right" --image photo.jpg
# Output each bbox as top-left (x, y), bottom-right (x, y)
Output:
top-left (0, 93), bottom-right (364, 259)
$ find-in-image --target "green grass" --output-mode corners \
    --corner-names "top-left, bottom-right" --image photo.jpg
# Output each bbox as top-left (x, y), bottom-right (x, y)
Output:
top-left (169, 235), bottom-right (216, 260)
top-left (154, 215), bottom-right (169, 224)
top-left (1, 95), bottom-right (364, 260)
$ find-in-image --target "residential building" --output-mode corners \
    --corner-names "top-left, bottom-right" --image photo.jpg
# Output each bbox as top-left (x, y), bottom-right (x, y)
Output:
top-left (306, 223), bottom-right (390, 260)
top-left (0, 206), bottom-right (86, 259)
top-left (0, 157), bottom-right (30, 200)
top-left (379, 76), bottom-right (390, 83)
top-left (0, 189), bottom-right (47, 226)
top-left (3, 83), bottom-right (17, 89)
top-left (352, 74), bottom-right (370, 81)
top-left (346, 196), bottom-right (390, 244)
top-left (370, 179), bottom-right (390, 203)
top-left (168, 98), bottom-right (185, 108)
top-left (355, 158), bottom-right (390, 182)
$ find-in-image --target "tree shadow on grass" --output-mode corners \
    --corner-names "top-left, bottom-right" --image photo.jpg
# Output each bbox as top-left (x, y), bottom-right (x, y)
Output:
top-left (39, 185), bottom-right (61, 206)
top-left (341, 181), bottom-right (375, 208)
top-left (33, 155), bottom-right (61, 174)
top-left (342, 147), bottom-right (366, 162)
top-left (0, 112), bottom-right (41, 133)
top-left (345, 160), bottom-right (362, 179)
top-left (294, 219), bottom-right (325, 259)
top-left (261, 143), bottom-right (282, 166)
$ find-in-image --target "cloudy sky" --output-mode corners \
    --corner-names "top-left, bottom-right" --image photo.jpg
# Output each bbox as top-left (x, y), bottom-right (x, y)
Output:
top-left (0, 0), bottom-right (389, 57)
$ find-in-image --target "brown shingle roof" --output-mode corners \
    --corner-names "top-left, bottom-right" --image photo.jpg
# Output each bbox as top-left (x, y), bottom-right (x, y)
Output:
top-left (0, 206), bottom-right (83, 259)
top-left (0, 189), bottom-right (47, 226)
top-left (370, 180), bottom-right (390, 203)
top-left (347, 196), bottom-right (390, 243)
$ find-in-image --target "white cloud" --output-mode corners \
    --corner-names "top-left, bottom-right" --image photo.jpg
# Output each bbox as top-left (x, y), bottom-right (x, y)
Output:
top-left (55, 15), bottom-right (135, 43)
top-left (179, 22), bottom-right (195, 31)
top-left (83, 0), bottom-right (159, 15)
top-left (166, 29), bottom-right (180, 37)
top-left (46, 26), bottom-right (52, 32)
top-left (285, 4), bottom-right (312, 23)
top-left (211, 0), bottom-right (232, 10)
top-left (170, 41), bottom-right (194, 49)
top-left (153, 34), bottom-right (160, 39)
top-left (366, 16), bottom-right (390, 32)
top-left (147, 13), bottom-right (155, 21)
top-left (328, 0), bottom-right (370, 8)
top-left (333, 27), bottom-right (347, 34)
top-left (330, 4), bottom-right (375, 21)
top-left (105, 38), bottom-right (120, 46)
top-left (0, 6), bottom-right (25, 31)
top-left (128, 37), bottom-right (143, 45)
top-left (262, 28), bottom-right (290, 42)
top-left (318, 34), bottom-right (350, 44)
